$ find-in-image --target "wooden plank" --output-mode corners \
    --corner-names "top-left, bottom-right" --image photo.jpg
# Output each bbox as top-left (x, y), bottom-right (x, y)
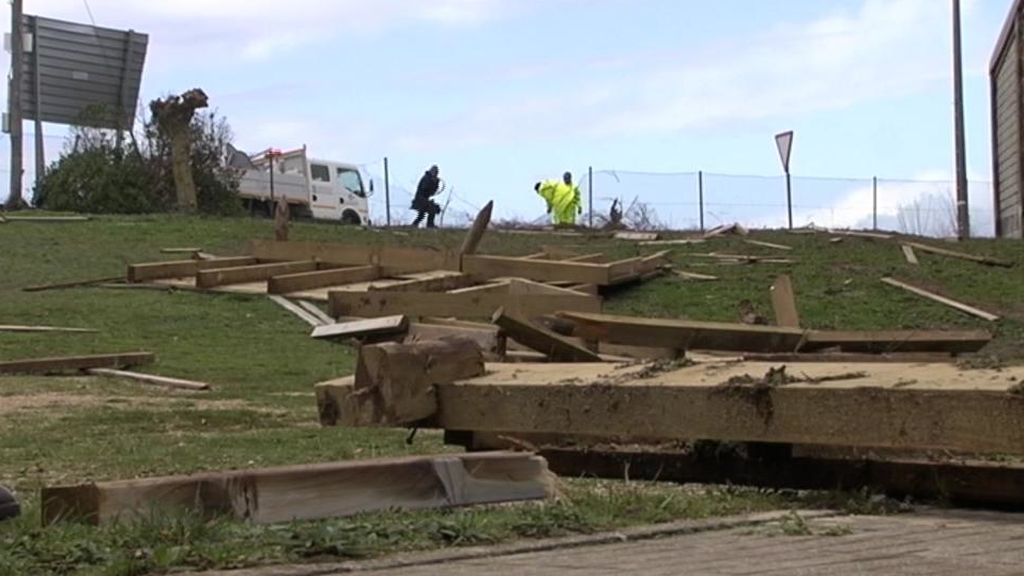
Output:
top-left (128, 256), bottom-right (258, 283)
top-left (329, 292), bottom-right (602, 320)
top-left (316, 361), bottom-right (1024, 456)
top-left (614, 231), bottom-right (659, 241)
top-left (739, 352), bottom-right (955, 363)
top-left (559, 312), bottom-right (805, 352)
top-left (371, 272), bottom-right (475, 293)
top-left (521, 252), bottom-right (548, 260)
top-left (492, 308), bottom-right (602, 362)
top-left (353, 339), bottom-right (485, 424)
top-left (42, 452), bottom-right (553, 525)
top-left (803, 329), bottom-right (992, 354)
top-left (268, 266), bottom-right (380, 295)
top-left (448, 281), bottom-right (512, 295)
top-left (249, 240), bottom-right (460, 273)
top-left (0, 325), bottom-right (95, 333)
top-left (406, 323), bottom-right (504, 357)
top-left (269, 295), bottom-right (324, 327)
top-left (640, 238), bottom-right (706, 247)
top-left (0, 352), bottom-right (155, 375)
top-left (830, 229), bottom-right (894, 240)
top-left (744, 239), bottom-right (793, 251)
top-left (311, 316), bottom-right (409, 340)
top-left (160, 247), bottom-right (202, 254)
top-left (506, 278), bottom-right (599, 298)
top-left (903, 241), bottom-right (1013, 268)
top-left (881, 277), bottom-right (1001, 322)
top-left (564, 253), bottom-right (606, 263)
top-left (23, 275), bottom-right (125, 292)
top-left (565, 283), bottom-right (599, 295)
top-left (770, 275), bottom-right (800, 327)
top-left (87, 368), bottom-right (210, 391)
top-left (4, 215), bottom-right (90, 222)
top-left (901, 245), bottom-right (920, 265)
top-left (462, 255), bottom-right (612, 285)
top-left (295, 300), bottom-right (335, 325)
top-left (676, 271), bottom-right (719, 281)
top-left (197, 261), bottom-right (316, 289)
top-left (458, 201), bottom-right (493, 256)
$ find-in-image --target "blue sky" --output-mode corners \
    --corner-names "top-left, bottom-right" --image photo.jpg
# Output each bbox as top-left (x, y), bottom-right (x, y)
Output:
top-left (1, 0), bottom-right (1015, 233)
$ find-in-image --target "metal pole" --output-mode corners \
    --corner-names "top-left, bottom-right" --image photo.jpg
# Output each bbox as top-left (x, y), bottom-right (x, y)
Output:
top-left (7, 0), bottom-right (25, 209)
top-left (269, 155), bottom-right (275, 202)
top-left (384, 156), bottom-right (391, 227)
top-left (785, 171), bottom-right (793, 229)
top-left (588, 166), bottom-right (593, 228)
top-left (872, 176), bottom-right (878, 230)
top-left (698, 170), bottom-right (704, 232)
top-left (953, 0), bottom-right (970, 239)
top-left (31, 16), bottom-right (43, 191)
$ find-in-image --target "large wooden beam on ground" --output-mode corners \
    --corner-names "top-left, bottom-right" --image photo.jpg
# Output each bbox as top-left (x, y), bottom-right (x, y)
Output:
top-left (329, 291), bottom-right (601, 320)
top-left (770, 275), bottom-right (800, 327)
top-left (311, 316), bottom-right (410, 340)
top-left (196, 261), bottom-right (317, 289)
top-left (317, 361), bottom-right (1024, 456)
top-left (41, 452), bottom-right (553, 526)
top-left (127, 257), bottom-right (257, 283)
top-left (370, 272), bottom-right (476, 293)
top-left (881, 277), bottom-right (1000, 322)
top-left (87, 368), bottom-right (210, 391)
top-left (743, 239), bottom-right (793, 251)
top-left (493, 308), bottom-right (602, 363)
top-left (23, 275), bottom-right (126, 292)
top-left (462, 255), bottom-right (613, 285)
top-left (269, 295), bottom-right (325, 327)
top-left (405, 323), bottom-right (505, 358)
top-left (561, 312), bottom-right (992, 354)
top-left (268, 266), bottom-right (380, 295)
top-left (0, 325), bottom-right (96, 334)
top-left (249, 240), bottom-right (460, 274)
top-left (458, 201), bottom-right (494, 257)
top-left (0, 352), bottom-right (155, 375)
top-left (903, 241), bottom-right (1013, 268)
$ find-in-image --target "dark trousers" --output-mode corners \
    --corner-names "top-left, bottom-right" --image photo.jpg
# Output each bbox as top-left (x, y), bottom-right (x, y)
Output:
top-left (411, 199), bottom-right (440, 228)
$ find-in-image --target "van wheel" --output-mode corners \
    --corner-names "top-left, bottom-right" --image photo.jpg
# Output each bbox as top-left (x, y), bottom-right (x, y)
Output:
top-left (340, 211), bottom-right (362, 226)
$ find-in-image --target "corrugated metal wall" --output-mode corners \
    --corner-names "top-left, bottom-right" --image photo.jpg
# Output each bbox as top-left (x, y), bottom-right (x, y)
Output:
top-left (993, 1), bottom-right (1024, 238)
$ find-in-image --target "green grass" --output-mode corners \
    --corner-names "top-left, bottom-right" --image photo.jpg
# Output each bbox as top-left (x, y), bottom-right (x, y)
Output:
top-left (0, 214), bottom-right (1020, 575)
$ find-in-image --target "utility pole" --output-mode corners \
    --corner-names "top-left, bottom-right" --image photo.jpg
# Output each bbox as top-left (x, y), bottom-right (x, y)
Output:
top-left (952, 0), bottom-right (970, 239)
top-left (6, 0), bottom-right (24, 209)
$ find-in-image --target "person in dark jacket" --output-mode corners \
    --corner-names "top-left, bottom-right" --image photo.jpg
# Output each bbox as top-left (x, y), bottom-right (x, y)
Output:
top-left (411, 165), bottom-right (442, 228)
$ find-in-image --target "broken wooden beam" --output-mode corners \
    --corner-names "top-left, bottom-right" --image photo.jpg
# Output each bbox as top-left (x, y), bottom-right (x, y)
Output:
top-left (196, 261), bottom-right (317, 289)
top-left (901, 245), bottom-right (919, 265)
top-left (405, 323), bottom-right (505, 359)
top-left (370, 272), bottom-right (476, 293)
top-left (295, 301), bottom-right (334, 325)
top-left (269, 295), bottom-right (325, 327)
top-left (880, 277), bottom-right (1000, 322)
top-left (329, 291), bottom-right (601, 320)
top-left (42, 452), bottom-right (553, 525)
top-left (317, 361), bottom-right (1024, 456)
top-left (268, 266), bottom-right (380, 295)
top-left (770, 275), bottom-right (800, 328)
top-left (249, 240), bottom-right (460, 274)
top-left (492, 308), bottom-right (602, 363)
top-left (744, 239), bottom-right (793, 251)
top-left (0, 352), bottom-right (155, 375)
top-left (0, 325), bottom-right (96, 334)
top-left (903, 241), bottom-right (1012, 268)
top-left (23, 275), bottom-right (125, 292)
top-left (311, 316), bottom-right (410, 340)
top-left (87, 368), bottom-right (210, 391)
top-left (127, 257), bottom-right (257, 283)
top-left (676, 271), bottom-right (719, 281)
top-left (462, 255), bottom-right (614, 285)
top-left (458, 201), bottom-right (494, 257)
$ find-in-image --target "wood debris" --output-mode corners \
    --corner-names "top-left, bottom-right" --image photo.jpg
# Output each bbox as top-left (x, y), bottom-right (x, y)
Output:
top-left (881, 277), bottom-right (1000, 322)
top-left (87, 368), bottom-right (210, 391)
top-left (743, 239), bottom-right (794, 251)
top-left (269, 295), bottom-right (325, 327)
top-left (902, 241), bottom-right (1013, 268)
top-left (0, 325), bottom-right (96, 334)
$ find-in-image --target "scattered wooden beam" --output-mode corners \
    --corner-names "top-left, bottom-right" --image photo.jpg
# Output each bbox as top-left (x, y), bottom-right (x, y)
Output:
top-left (492, 308), bottom-right (602, 363)
top-left (370, 272), bottom-right (475, 293)
top-left (830, 229), bottom-right (894, 240)
top-left (4, 215), bottom-right (89, 222)
top-left (676, 271), bottom-right (719, 281)
top-left (704, 223), bottom-right (748, 238)
top-left (295, 301), bottom-right (334, 325)
top-left (802, 329), bottom-right (991, 354)
top-left (23, 275), bottom-right (125, 292)
top-left (903, 241), bottom-right (1013, 268)
top-left (267, 266), bottom-right (380, 295)
top-left (349, 339), bottom-right (485, 425)
top-left (770, 275), bottom-right (800, 328)
top-left (563, 253), bottom-right (606, 263)
top-left (269, 295), bottom-right (324, 327)
top-left (127, 257), bottom-right (257, 283)
top-left (458, 201), bottom-right (494, 257)
top-left (87, 368), bottom-right (210, 391)
top-left (0, 352), bottom-right (155, 375)
top-left (829, 237), bottom-right (844, 244)
top-left (462, 255), bottom-right (613, 285)
top-left (614, 231), bottom-right (659, 241)
top-left (329, 291), bottom-right (601, 320)
top-left (901, 245), bottom-right (919, 265)
top-left (521, 252), bottom-right (548, 260)
top-left (0, 325), bottom-right (96, 334)
top-left (505, 278), bottom-right (599, 298)
top-left (196, 260), bottom-right (317, 289)
top-left (317, 361), bottom-right (1024, 456)
top-left (640, 238), bottom-right (706, 247)
top-left (406, 323), bottom-right (505, 358)
top-left (447, 281), bottom-right (513, 296)
top-left (311, 316), bottom-right (410, 340)
top-left (249, 240), bottom-right (460, 274)
top-left (739, 352), bottom-right (955, 363)
top-left (161, 247), bottom-right (202, 254)
top-left (744, 239), bottom-right (793, 251)
top-left (881, 277), bottom-right (1000, 322)
top-left (42, 452), bottom-right (553, 525)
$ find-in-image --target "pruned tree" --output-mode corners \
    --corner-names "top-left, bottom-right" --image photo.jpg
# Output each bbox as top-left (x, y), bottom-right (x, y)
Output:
top-left (149, 88), bottom-right (209, 212)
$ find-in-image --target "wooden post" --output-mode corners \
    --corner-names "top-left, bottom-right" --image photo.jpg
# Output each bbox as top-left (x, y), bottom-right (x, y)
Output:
top-left (459, 200), bottom-right (494, 256)
top-left (6, 0), bottom-right (25, 209)
top-left (770, 275), bottom-right (800, 327)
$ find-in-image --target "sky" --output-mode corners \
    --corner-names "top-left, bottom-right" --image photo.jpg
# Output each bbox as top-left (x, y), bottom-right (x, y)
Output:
top-left (0, 0), bottom-right (1017, 234)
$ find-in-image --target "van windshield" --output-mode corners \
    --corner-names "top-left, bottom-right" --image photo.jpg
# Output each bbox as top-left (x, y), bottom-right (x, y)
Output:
top-left (337, 168), bottom-right (365, 198)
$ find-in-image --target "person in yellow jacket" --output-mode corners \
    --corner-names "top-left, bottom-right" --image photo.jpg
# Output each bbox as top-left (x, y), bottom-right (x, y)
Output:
top-left (534, 172), bottom-right (582, 226)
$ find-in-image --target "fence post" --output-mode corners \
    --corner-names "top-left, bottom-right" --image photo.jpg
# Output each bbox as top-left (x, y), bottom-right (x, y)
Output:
top-left (383, 157), bottom-right (391, 228)
top-left (698, 170), bottom-right (705, 233)
top-left (872, 176), bottom-right (878, 230)
top-left (588, 166), bottom-right (594, 228)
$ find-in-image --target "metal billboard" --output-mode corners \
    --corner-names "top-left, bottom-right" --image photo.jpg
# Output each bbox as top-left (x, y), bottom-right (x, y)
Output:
top-left (18, 14), bottom-right (148, 129)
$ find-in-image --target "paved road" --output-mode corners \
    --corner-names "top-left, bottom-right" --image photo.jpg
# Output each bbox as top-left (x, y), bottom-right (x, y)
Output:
top-left (198, 510), bottom-right (1024, 576)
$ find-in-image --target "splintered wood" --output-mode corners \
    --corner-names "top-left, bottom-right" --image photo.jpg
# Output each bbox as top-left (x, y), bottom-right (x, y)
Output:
top-left (42, 452), bottom-right (554, 525)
